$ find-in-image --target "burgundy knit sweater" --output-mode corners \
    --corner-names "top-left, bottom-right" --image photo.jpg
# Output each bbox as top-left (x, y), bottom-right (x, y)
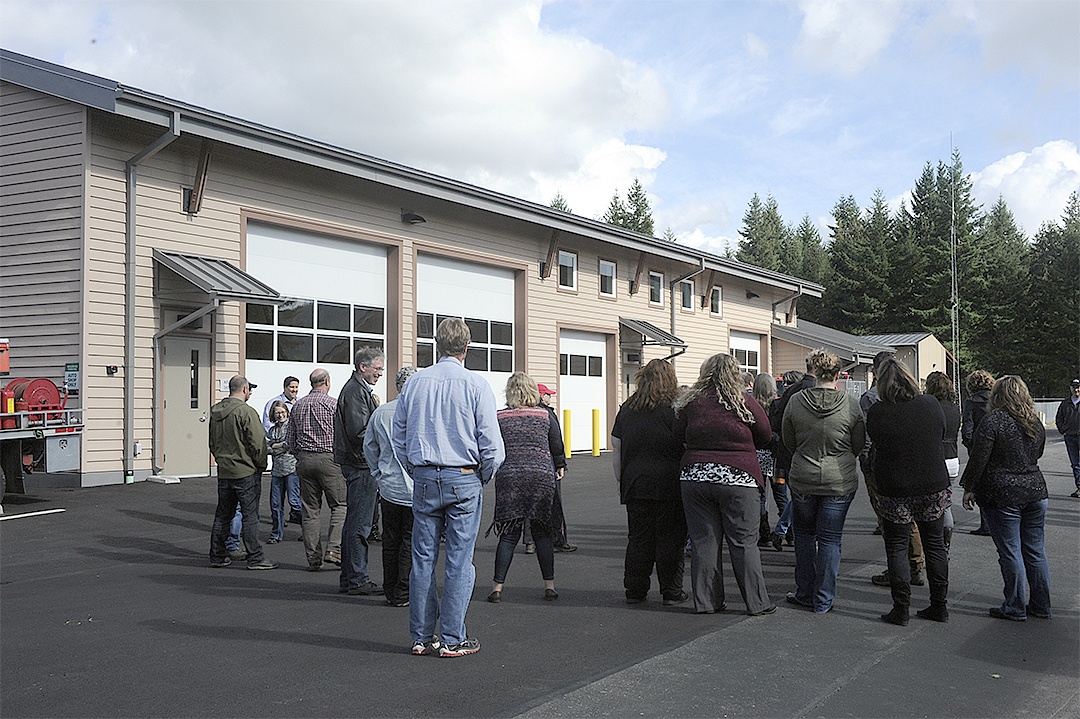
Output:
top-left (673, 390), bottom-right (773, 488)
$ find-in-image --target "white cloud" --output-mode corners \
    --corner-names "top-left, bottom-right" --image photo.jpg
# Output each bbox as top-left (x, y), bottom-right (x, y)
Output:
top-left (969, 140), bottom-right (1080, 235)
top-left (0, 0), bottom-right (669, 210)
top-left (964, 0), bottom-right (1080, 91)
top-left (744, 32), bottom-right (769, 61)
top-left (675, 228), bottom-right (739, 257)
top-left (794, 0), bottom-right (906, 76)
top-left (770, 96), bottom-right (832, 136)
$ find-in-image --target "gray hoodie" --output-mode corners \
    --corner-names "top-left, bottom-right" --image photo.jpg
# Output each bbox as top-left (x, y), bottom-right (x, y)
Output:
top-left (782, 387), bottom-right (866, 496)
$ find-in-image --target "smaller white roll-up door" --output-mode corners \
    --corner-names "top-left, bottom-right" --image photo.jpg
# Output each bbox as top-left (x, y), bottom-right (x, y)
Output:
top-left (730, 331), bottom-right (762, 375)
top-left (558, 329), bottom-right (608, 452)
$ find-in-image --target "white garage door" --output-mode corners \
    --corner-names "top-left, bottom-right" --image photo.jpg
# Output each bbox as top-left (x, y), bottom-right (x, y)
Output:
top-left (244, 222), bottom-right (388, 413)
top-left (559, 329), bottom-right (608, 452)
top-left (730, 331), bottom-right (762, 375)
top-left (416, 254), bottom-right (515, 404)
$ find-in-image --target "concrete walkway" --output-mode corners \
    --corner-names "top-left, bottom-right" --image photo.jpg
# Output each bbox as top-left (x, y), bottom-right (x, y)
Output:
top-left (1, 438), bottom-right (1077, 718)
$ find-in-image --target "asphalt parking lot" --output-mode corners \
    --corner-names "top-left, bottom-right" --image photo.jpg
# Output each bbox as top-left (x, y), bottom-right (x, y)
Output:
top-left (1, 438), bottom-right (1077, 718)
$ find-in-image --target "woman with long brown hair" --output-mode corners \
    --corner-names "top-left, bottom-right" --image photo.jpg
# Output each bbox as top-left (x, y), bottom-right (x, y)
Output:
top-left (673, 353), bottom-right (775, 615)
top-left (611, 359), bottom-right (688, 605)
top-left (866, 358), bottom-right (951, 625)
top-left (960, 375), bottom-right (1051, 621)
top-left (925, 371), bottom-right (961, 552)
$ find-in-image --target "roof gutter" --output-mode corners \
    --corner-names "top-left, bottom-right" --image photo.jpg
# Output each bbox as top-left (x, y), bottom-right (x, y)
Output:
top-left (124, 111), bottom-right (180, 483)
top-left (771, 284), bottom-right (806, 324)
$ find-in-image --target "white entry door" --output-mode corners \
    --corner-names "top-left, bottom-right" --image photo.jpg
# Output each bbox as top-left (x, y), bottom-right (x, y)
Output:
top-left (161, 336), bottom-right (211, 477)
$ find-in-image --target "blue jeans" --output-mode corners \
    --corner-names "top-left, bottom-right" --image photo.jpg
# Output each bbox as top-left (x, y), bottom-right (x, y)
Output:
top-left (225, 506), bottom-right (242, 550)
top-left (985, 499), bottom-right (1052, 619)
top-left (775, 498), bottom-right (792, 536)
top-left (409, 467), bottom-right (483, 646)
top-left (269, 472), bottom-right (299, 541)
top-left (340, 465), bottom-right (379, 590)
top-left (790, 491), bottom-right (855, 613)
top-left (210, 473), bottom-right (264, 565)
top-left (1065, 434), bottom-right (1080, 489)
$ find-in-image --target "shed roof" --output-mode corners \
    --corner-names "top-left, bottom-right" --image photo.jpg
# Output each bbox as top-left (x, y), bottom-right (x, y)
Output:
top-left (1, 48), bottom-right (823, 298)
top-left (772, 320), bottom-right (894, 365)
top-left (862, 332), bottom-right (934, 347)
top-left (153, 250), bottom-right (282, 304)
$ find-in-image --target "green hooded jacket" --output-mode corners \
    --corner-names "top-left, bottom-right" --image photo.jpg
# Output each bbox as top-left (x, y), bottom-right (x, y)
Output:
top-left (782, 387), bottom-right (866, 496)
top-left (209, 397), bottom-right (267, 479)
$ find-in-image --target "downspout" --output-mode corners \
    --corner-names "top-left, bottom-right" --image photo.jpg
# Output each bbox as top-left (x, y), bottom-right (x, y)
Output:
top-left (669, 257), bottom-right (706, 360)
top-left (124, 112), bottom-right (180, 482)
top-left (771, 284), bottom-right (805, 324)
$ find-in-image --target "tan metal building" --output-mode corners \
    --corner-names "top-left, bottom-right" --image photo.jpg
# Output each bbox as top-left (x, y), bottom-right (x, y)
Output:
top-left (0, 49), bottom-right (822, 486)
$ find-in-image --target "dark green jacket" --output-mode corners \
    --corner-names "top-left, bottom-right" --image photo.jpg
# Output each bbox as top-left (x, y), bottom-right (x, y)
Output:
top-left (209, 397), bottom-right (267, 479)
top-left (782, 387), bottom-right (865, 496)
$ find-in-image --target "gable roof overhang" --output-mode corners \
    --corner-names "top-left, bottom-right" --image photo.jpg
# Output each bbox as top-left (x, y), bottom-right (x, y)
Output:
top-left (772, 321), bottom-right (894, 366)
top-left (1, 48), bottom-right (824, 299)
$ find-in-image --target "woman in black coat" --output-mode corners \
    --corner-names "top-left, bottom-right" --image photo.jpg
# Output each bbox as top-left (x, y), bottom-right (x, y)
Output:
top-left (611, 359), bottom-right (688, 605)
top-left (925, 371), bottom-right (961, 552)
top-left (866, 359), bottom-right (951, 625)
top-left (963, 370), bottom-right (994, 535)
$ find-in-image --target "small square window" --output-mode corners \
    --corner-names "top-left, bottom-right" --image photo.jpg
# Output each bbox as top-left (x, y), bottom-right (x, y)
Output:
top-left (558, 250), bottom-right (577, 290)
top-left (465, 318), bottom-right (488, 344)
top-left (417, 313), bottom-right (435, 339)
top-left (465, 346), bottom-right (488, 371)
top-left (588, 356), bottom-right (603, 377)
top-left (490, 348), bottom-right (513, 372)
top-left (278, 298), bottom-right (314, 328)
top-left (599, 260), bottom-right (616, 297)
top-left (490, 321), bottom-right (513, 346)
top-left (318, 335), bottom-right (351, 364)
top-left (417, 342), bottom-right (434, 368)
top-left (649, 272), bottom-right (663, 305)
top-left (245, 330), bottom-right (273, 360)
top-left (680, 280), bottom-right (694, 311)
top-left (277, 332), bottom-right (313, 362)
top-left (710, 286), bottom-right (723, 316)
top-left (436, 315), bottom-right (459, 333)
top-left (353, 338), bottom-right (384, 357)
top-left (246, 303), bottom-right (274, 325)
top-left (353, 306), bottom-right (384, 334)
top-left (318, 302), bottom-right (350, 331)
top-left (569, 354), bottom-right (587, 376)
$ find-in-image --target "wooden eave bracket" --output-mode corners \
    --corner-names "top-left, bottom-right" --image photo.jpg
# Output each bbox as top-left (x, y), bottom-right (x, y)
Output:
top-left (541, 230), bottom-right (560, 279)
top-left (629, 251), bottom-right (647, 295)
top-left (186, 139), bottom-right (213, 214)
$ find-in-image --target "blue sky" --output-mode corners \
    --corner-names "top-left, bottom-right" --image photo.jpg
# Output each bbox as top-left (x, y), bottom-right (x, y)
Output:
top-left (2, 0), bottom-right (1077, 254)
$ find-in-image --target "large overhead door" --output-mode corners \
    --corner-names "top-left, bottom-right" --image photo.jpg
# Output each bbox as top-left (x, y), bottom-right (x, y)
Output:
top-left (559, 329), bottom-right (608, 452)
top-left (730, 331), bottom-right (762, 375)
top-left (416, 254), bottom-right (515, 404)
top-left (245, 222), bottom-right (388, 410)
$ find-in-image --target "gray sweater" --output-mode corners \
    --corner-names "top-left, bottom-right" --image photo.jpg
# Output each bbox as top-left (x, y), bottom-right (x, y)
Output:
top-left (782, 387), bottom-right (866, 496)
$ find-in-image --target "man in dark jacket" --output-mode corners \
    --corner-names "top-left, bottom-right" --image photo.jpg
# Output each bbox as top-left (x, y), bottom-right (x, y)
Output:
top-left (1056, 378), bottom-right (1080, 498)
top-left (208, 375), bottom-right (275, 570)
top-left (334, 347), bottom-right (384, 595)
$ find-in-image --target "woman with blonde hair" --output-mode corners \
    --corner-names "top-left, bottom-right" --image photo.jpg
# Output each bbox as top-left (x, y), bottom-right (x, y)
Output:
top-left (782, 349), bottom-right (865, 614)
top-left (866, 358), bottom-right (951, 625)
top-left (960, 375), bottom-right (1051, 621)
top-left (611, 359), bottom-right (688, 605)
top-left (487, 372), bottom-right (566, 602)
top-left (673, 353), bottom-right (775, 615)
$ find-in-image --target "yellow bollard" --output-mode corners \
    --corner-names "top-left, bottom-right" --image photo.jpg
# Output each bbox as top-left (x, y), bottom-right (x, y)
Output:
top-left (592, 408), bottom-right (601, 456)
top-left (563, 408), bottom-right (572, 459)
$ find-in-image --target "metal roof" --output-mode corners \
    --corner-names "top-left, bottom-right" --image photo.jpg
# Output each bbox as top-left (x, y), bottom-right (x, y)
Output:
top-left (772, 320), bottom-right (894, 364)
top-left (619, 317), bottom-right (687, 348)
top-left (862, 332), bottom-right (933, 347)
top-left (0, 48), bottom-right (824, 298)
top-left (153, 250), bottom-right (282, 304)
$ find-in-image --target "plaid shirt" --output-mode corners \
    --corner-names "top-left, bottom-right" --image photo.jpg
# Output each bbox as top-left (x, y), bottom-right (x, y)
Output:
top-left (286, 390), bottom-right (337, 454)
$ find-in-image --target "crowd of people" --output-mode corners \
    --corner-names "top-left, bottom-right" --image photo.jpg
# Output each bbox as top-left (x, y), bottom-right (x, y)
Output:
top-left (206, 318), bottom-right (1068, 657)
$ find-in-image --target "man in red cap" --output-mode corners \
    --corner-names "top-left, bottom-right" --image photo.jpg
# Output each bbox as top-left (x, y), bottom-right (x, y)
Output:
top-left (537, 383), bottom-right (576, 552)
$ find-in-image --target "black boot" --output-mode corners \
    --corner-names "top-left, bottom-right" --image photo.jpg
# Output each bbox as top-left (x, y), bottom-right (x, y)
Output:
top-left (881, 605), bottom-right (910, 625)
top-left (917, 580), bottom-right (949, 622)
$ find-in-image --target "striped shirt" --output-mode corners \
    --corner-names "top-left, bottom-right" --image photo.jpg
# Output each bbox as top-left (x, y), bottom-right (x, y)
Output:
top-left (286, 390), bottom-right (337, 454)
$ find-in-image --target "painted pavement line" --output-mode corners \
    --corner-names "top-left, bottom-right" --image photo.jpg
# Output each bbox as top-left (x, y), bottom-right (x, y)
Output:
top-left (0, 508), bottom-right (66, 521)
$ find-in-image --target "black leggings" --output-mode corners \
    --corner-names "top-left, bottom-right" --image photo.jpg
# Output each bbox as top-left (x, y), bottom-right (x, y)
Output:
top-left (494, 522), bottom-right (555, 583)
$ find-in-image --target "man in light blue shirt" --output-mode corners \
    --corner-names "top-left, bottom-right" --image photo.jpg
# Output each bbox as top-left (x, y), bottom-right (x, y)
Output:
top-left (364, 365), bottom-right (418, 607)
top-left (392, 318), bottom-right (505, 658)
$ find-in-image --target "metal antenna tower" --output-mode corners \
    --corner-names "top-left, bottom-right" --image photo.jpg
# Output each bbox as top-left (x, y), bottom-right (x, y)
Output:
top-left (950, 136), bottom-right (961, 401)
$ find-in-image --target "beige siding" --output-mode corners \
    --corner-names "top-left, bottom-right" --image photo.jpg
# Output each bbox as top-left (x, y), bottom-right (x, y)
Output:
top-left (78, 110), bottom-right (798, 480)
top-left (0, 82), bottom-right (84, 390)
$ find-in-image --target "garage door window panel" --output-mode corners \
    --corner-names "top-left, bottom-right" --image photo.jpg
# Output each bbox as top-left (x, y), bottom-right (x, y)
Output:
top-left (246, 330), bottom-right (274, 361)
top-left (466, 318), bottom-right (489, 344)
top-left (246, 303), bottom-right (274, 325)
top-left (417, 343), bottom-right (434, 368)
top-left (417, 312), bottom-right (435, 339)
top-left (278, 299), bottom-right (314, 328)
top-left (490, 348), bottom-right (513, 372)
top-left (318, 302), bottom-right (351, 331)
top-left (318, 335), bottom-right (351, 364)
top-left (353, 306), bottom-right (385, 335)
top-left (278, 333), bottom-right (313, 362)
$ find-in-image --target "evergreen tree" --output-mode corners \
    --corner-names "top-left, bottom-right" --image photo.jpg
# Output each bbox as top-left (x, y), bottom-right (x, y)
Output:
top-left (661, 227), bottom-right (677, 242)
top-left (785, 215), bottom-right (830, 322)
top-left (887, 199), bottom-right (930, 332)
top-left (625, 178), bottom-right (655, 236)
top-left (550, 192), bottom-right (572, 212)
top-left (819, 195), bottom-right (881, 332)
top-left (601, 189), bottom-right (629, 228)
top-left (736, 193), bottom-right (786, 271)
top-left (1023, 192), bottom-right (1080, 396)
top-left (857, 189), bottom-right (897, 334)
